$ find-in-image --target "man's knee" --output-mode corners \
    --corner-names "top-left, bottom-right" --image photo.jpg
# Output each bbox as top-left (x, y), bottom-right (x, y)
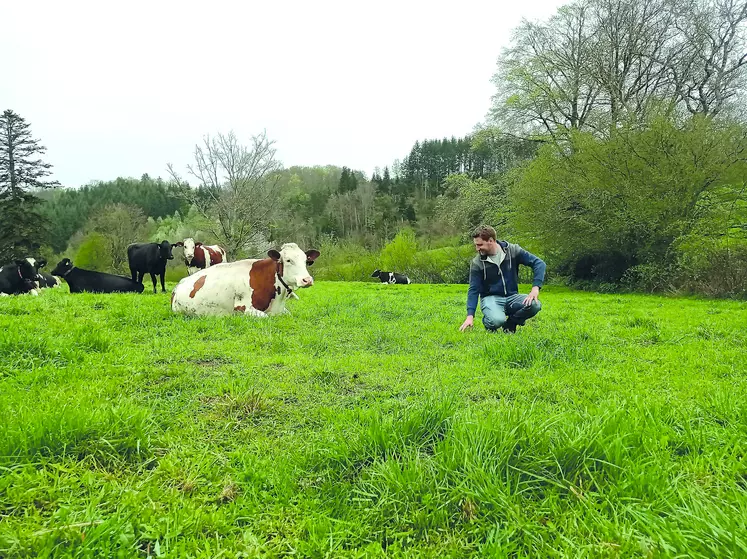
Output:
top-left (527, 299), bottom-right (542, 317)
top-left (483, 310), bottom-right (507, 330)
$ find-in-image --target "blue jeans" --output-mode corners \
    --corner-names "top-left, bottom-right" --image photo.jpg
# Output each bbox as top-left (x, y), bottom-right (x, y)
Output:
top-left (480, 293), bottom-right (542, 331)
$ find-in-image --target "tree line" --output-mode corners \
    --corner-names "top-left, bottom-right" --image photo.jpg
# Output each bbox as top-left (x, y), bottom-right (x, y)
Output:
top-left (2, 0), bottom-right (746, 296)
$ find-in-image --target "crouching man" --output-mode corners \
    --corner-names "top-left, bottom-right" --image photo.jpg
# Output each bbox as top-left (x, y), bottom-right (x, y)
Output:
top-left (459, 225), bottom-right (546, 334)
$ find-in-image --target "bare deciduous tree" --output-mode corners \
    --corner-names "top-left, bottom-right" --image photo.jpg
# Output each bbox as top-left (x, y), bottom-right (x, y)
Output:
top-left (492, 0), bottom-right (747, 138)
top-left (587, 0), bottom-right (679, 127)
top-left (492, 1), bottom-right (601, 137)
top-left (168, 130), bottom-right (282, 259)
top-left (671, 0), bottom-right (747, 116)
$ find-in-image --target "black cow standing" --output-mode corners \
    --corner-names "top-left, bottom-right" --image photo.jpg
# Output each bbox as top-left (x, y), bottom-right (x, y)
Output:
top-left (371, 269), bottom-right (411, 284)
top-left (0, 259), bottom-right (42, 295)
top-left (51, 259), bottom-right (144, 293)
top-left (127, 240), bottom-right (175, 293)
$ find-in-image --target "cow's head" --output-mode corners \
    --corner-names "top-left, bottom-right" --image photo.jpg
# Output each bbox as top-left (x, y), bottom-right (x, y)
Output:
top-left (160, 240), bottom-right (175, 261)
top-left (180, 238), bottom-right (196, 263)
top-left (51, 258), bottom-right (74, 277)
top-left (25, 257), bottom-right (46, 282)
top-left (15, 259), bottom-right (38, 281)
top-left (371, 269), bottom-right (381, 278)
top-left (268, 243), bottom-right (320, 289)
top-left (26, 257), bottom-right (47, 270)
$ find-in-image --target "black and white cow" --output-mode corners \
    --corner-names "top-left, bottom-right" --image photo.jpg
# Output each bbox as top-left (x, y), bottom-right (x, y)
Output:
top-left (0, 260), bottom-right (41, 296)
top-left (38, 272), bottom-right (62, 288)
top-left (371, 269), bottom-right (411, 284)
top-left (26, 258), bottom-right (62, 288)
top-left (51, 258), bottom-right (145, 293)
top-left (127, 240), bottom-right (176, 293)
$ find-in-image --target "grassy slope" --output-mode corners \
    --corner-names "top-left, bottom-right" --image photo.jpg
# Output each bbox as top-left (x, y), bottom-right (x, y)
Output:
top-left (0, 283), bottom-right (746, 558)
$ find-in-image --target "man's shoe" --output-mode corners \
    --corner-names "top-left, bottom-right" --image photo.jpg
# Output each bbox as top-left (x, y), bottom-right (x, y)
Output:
top-left (502, 320), bottom-right (517, 334)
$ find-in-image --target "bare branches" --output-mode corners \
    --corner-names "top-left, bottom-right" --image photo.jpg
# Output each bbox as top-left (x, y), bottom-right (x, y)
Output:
top-left (670, 0), bottom-right (747, 116)
top-left (167, 130), bottom-right (282, 258)
top-left (492, 0), bottom-right (747, 138)
top-left (492, 1), bottom-right (602, 137)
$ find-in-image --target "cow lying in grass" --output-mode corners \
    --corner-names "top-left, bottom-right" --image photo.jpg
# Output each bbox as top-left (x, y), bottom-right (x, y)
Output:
top-left (171, 243), bottom-right (319, 317)
top-left (26, 258), bottom-right (62, 289)
top-left (0, 260), bottom-right (40, 296)
top-left (371, 269), bottom-right (411, 284)
top-left (51, 259), bottom-right (145, 293)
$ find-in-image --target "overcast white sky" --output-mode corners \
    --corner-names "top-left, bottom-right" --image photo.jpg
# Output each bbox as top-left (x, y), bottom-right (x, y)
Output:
top-left (3, 0), bottom-right (565, 188)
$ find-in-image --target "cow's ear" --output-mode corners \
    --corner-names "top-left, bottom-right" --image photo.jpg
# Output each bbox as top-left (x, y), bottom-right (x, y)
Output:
top-left (305, 249), bottom-right (320, 262)
top-left (37, 259), bottom-right (47, 269)
top-left (268, 249), bottom-right (281, 261)
top-left (173, 242), bottom-right (184, 248)
top-left (14, 259), bottom-right (25, 267)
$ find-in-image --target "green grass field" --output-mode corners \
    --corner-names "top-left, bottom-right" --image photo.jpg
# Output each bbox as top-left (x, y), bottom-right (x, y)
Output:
top-left (1, 282), bottom-right (746, 558)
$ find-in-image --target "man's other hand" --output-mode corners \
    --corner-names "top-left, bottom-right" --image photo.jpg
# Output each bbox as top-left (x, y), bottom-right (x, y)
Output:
top-left (523, 286), bottom-right (540, 306)
top-left (459, 316), bottom-right (474, 332)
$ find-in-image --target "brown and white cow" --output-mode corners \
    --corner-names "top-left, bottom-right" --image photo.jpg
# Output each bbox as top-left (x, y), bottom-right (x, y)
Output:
top-left (174, 238), bottom-right (228, 275)
top-left (170, 243), bottom-right (320, 317)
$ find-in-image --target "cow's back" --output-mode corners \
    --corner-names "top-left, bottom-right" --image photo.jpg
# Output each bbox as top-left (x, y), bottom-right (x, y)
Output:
top-left (0, 266), bottom-right (16, 294)
top-left (66, 268), bottom-right (144, 294)
top-left (128, 243), bottom-right (165, 273)
top-left (172, 260), bottom-right (254, 315)
top-left (128, 243), bottom-right (154, 262)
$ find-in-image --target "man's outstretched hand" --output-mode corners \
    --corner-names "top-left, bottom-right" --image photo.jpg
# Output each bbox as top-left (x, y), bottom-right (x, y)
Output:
top-left (523, 286), bottom-right (540, 306)
top-left (459, 316), bottom-right (474, 332)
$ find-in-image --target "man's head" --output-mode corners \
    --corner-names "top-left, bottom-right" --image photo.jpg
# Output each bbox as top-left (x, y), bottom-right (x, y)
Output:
top-left (471, 225), bottom-right (499, 256)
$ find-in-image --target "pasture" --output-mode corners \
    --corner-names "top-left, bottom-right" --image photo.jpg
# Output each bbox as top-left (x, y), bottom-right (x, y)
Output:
top-left (1, 283), bottom-right (746, 558)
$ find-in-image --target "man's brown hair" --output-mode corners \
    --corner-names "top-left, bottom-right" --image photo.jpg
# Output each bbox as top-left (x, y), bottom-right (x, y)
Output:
top-left (471, 225), bottom-right (496, 241)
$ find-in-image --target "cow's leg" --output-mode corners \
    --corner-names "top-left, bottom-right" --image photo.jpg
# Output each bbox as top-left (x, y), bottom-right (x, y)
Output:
top-left (137, 271), bottom-right (145, 284)
top-left (130, 267), bottom-right (137, 283)
top-left (150, 273), bottom-right (157, 293)
top-left (160, 272), bottom-right (166, 293)
top-left (245, 307), bottom-right (268, 318)
top-left (233, 301), bottom-right (268, 318)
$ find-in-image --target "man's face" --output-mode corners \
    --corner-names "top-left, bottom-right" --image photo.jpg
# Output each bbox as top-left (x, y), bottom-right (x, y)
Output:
top-left (473, 237), bottom-right (498, 256)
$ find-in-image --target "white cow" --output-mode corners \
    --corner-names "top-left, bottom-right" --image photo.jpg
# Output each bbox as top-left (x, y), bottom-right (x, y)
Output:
top-left (171, 243), bottom-right (320, 317)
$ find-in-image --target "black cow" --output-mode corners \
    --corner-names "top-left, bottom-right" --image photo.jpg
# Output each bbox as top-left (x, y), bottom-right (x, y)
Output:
top-left (371, 269), bottom-right (411, 284)
top-left (127, 240), bottom-right (176, 293)
top-left (51, 258), bottom-right (145, 293)
top-left (0, 260), bottom-right (41, 296)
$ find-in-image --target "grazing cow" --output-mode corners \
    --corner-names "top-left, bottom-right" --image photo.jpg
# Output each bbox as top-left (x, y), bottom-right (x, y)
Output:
top-left (127, 240), bottom-right (176, 293)
top-left (51, 258), bottom-right (145, 293)
top-left (371, 269), bottom-right (411, 284)
top-left (171, 243), bottom-right (320, 317)
top-left (173, 238), bottom-right (227, 275)
top-left (0, 260), bottom-right (41, 296)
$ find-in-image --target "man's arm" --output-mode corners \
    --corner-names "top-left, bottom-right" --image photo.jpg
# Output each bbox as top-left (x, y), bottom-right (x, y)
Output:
top-left (460, 263), bottom-right (481, 331)
top-left (516, 246), bottom-right (546, 305)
